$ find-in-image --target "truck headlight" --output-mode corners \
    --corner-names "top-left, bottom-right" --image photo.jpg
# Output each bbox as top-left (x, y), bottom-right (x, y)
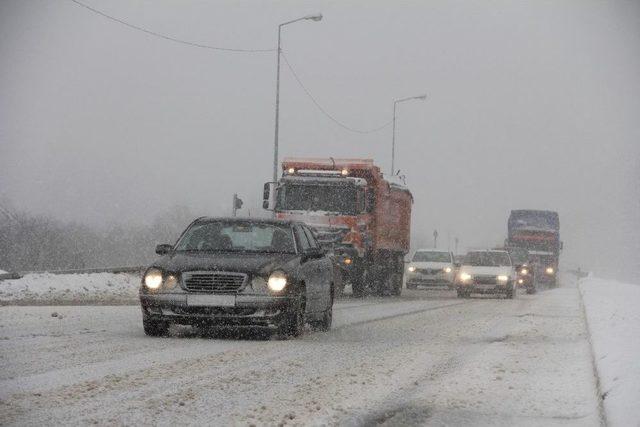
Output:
top-left (497, 275), bottom-right (509, 282)
top-left (408, 266), bottom-right (416, 272)
top-left (267, 271), bottom-right (287, 292)
top-left (545, 267), bottom-right (554, 275)
top-left (459, 272), bottom-right (472, 282)
top-left (144, 268), bottom-right (163, 290)
top-left (444, 267), bottom-right (452, 273)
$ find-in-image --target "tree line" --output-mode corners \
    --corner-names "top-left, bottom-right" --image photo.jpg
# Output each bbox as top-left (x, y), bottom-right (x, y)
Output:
top-left (0, 205), bottom-right (195, 273)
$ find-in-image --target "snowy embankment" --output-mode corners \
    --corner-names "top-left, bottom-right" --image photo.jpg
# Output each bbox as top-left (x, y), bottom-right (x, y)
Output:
top-left (579, 276), bottom-right (640, 427)
top-left (0, 272), bottom-right (140, 305)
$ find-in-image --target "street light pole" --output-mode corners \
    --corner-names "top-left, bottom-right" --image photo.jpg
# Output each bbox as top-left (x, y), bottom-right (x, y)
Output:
top-left (390, 94), bottom-right (427, 175)
top-left (272, 14), bottom-right (323, 186)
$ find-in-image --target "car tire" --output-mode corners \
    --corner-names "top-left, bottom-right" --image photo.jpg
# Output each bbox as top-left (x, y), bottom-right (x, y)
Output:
top-left (143, 318), bottom-right (169, 337)
top-left (406, 283), bottom-right (416, 290)
top-left (312, 300), bottom-right (333, 333)
top-left (506, 286), bottom-right (515, 299)
top-left (278, 295), bottom-right (305, 338)
top-left (456, 289), bottom-right (469, 298)
top-left (526, 287), bottom-right (536, 295)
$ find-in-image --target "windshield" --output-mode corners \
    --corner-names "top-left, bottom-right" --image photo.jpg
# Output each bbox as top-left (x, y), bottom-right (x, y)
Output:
top-left (508, 248), bottom-right (529, 264)
top-left (175, 221), bottom-right (296, 254)
top-left (412, 251), bottom-right (451, 262)
top-left (510, 212), bottom-right (559, 231)
top-left (463, 251), bottom-right (512, 267)
top-left (276, 183), bottom-right (358, 214)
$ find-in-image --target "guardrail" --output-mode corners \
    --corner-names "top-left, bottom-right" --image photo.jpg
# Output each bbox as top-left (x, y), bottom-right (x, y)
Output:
top-left (0, 266), bottom-right (145, 281)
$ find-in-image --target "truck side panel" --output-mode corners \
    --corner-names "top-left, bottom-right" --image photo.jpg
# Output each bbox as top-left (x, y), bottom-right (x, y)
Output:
top-left (373, 183), bottom-right (412, 254)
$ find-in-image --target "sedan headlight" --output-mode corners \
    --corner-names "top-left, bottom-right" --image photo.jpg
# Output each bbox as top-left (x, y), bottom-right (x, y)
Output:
top-left (144, 268), bottom-right (163, 290)
top-left (520, 268), bottom-right (528, 275)
top-left (408, 266), bottom-right (416, 272)
top-left (267, 271), bottom-right (287, 292)
top-left (545, 267), bottom-right (555, 275)
top-left (497, 275), bottom-right (509, 282)
top-left (444, 267), bottom-right (452, 273)
top-left (459, 272), bottom-right (472, 282)
top-left (164, 274), bottom-right (179, 290)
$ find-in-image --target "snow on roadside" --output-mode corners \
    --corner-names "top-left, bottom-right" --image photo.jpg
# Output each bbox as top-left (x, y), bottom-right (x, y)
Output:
top-left (579, 276), bottom-right (640, 427)
top-left (0, 272), bottom-right (140, 305)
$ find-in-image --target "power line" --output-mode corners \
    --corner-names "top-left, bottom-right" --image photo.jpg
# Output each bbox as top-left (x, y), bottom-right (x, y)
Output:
top-left (280, 52), bottom-right (392, 134)
top-left (68, 0), bottom-right (275, 53)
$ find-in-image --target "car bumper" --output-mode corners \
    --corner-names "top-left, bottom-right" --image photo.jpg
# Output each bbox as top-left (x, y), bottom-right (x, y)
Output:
top-left (406, 276), bottom-right (454, 288)
top-left (456, 283), bottom-right (511, 294)
top-left (140, 293), bottom-right (294, 328)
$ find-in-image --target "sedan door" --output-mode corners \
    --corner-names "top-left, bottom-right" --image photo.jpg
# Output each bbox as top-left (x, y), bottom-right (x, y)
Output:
top-left (294, 225), bottom-right (321, 313)
top-left (302, 226), bottom-right (333, 310)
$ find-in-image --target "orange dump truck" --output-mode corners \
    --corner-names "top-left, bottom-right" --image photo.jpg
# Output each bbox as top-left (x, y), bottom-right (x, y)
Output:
top-left (263, 158), bottom-right (412, 296)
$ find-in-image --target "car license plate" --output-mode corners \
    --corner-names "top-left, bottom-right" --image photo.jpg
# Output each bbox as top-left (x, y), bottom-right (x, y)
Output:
top-left (186, 294), bottom-right (235, 307)
top-left (477, 285), bottom-right (495, 290)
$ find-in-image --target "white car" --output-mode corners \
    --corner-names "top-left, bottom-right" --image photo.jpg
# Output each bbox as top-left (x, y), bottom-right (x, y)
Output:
top-left (455, 250), bottom-right (517, 299)
top-left (406, 249), bottom-right (456, 289)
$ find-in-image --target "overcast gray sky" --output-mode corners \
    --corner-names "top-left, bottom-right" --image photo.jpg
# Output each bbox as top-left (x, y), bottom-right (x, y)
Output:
top-left (1, 0), bottom-right (639, 281)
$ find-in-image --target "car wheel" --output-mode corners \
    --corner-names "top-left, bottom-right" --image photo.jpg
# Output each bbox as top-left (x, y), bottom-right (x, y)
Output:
top-left (313, 301), bottom-right (333, 333)
top-left (456, 289), bottom-right (468, 298)
top-left (143, 318), bottom-right (169, 337)
top-left (278, 295), bottom-right (305, 338)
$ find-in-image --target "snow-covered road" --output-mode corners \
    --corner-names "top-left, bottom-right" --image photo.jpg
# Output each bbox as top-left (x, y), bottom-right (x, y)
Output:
top-left (0, 281), bottom-right (602, 426)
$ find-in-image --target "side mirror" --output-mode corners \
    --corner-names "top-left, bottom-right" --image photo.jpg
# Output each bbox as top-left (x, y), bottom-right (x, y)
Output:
top-left (302, 247), bottom-right (324, 261)
top-left (263, 182), bottom-right (276, 211)
top-left (155, 244), bottom-right (173, 255)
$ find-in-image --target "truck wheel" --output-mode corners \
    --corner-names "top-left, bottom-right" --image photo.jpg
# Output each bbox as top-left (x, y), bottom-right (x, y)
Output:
top-left (391, 273), bottom-right (403, 296)
top-left (351, 270), bottom-right (366, 298)
top-left (278, 296), bottom-right (305, 338)
top-left (143, 318), bottom-right (169, 337)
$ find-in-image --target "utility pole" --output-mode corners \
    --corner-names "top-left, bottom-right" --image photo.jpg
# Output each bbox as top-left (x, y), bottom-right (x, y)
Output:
top-left (272, 14), bottom-right (323, 185)
top-left (391, 94), bottom-right (427, 175)
top-left (433, 229), bottom-right (439, 248)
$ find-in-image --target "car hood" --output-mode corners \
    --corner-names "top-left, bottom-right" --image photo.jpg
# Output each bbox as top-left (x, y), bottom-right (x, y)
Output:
top-left (409, 262), bottom-right (452, 269)
top-left (152, 252), bottom-right (298, 275)
top-left (459, 266), bottom-right (512, 276)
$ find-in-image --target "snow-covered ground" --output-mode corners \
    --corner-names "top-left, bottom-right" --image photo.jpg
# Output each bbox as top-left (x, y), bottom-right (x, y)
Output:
top-left (0, 272), bottom-right (140, 305)
top-left (579, 276), bottom-right (640, 427)
top-left (0, 282), bottom-right (603, 425)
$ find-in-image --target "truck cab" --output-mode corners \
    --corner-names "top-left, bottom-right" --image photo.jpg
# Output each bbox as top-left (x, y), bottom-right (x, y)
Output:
top-left (264, 158), bottom-right (412, 297)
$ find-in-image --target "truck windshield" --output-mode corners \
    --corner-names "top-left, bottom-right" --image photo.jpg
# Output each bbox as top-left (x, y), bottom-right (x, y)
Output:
top-left (413, 251), bottom-right (451, 262)
top-left (464, 252), bottom-right (512, 267)
top-left (276, 183), bottom-right (358, 214)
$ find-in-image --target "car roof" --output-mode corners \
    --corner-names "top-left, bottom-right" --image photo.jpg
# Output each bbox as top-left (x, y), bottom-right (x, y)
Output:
top-left (466, 249), bottom-right (509, 254)
top-left (193, 217), bottom-right (303, 227)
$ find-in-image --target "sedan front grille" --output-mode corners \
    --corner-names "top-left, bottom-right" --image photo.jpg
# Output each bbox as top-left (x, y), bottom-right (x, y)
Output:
top-left (416, 268), bottom-right (441, 275)
top-left (183, 272), bottom-right (247, 294)
top-left (474, 275), bottom-right (498, 285)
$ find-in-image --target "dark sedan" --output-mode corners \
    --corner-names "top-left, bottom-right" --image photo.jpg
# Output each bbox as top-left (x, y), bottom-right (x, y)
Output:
top-left (139, 217), bottom-right (335, 337)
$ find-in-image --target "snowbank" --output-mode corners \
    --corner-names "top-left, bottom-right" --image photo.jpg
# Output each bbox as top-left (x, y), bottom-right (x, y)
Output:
top-left (0, 269), bottom-right (7, 274)
top-left (579, 277), bottom-right (640, 426)
top-left (0, 272), bottom-right (141, 305)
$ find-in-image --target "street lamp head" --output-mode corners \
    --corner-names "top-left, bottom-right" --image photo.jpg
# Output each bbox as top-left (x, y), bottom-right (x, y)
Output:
top-left (416, 94), bottom-right (428, 100)
top-left (304, 13), bottom-right (323, 21)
